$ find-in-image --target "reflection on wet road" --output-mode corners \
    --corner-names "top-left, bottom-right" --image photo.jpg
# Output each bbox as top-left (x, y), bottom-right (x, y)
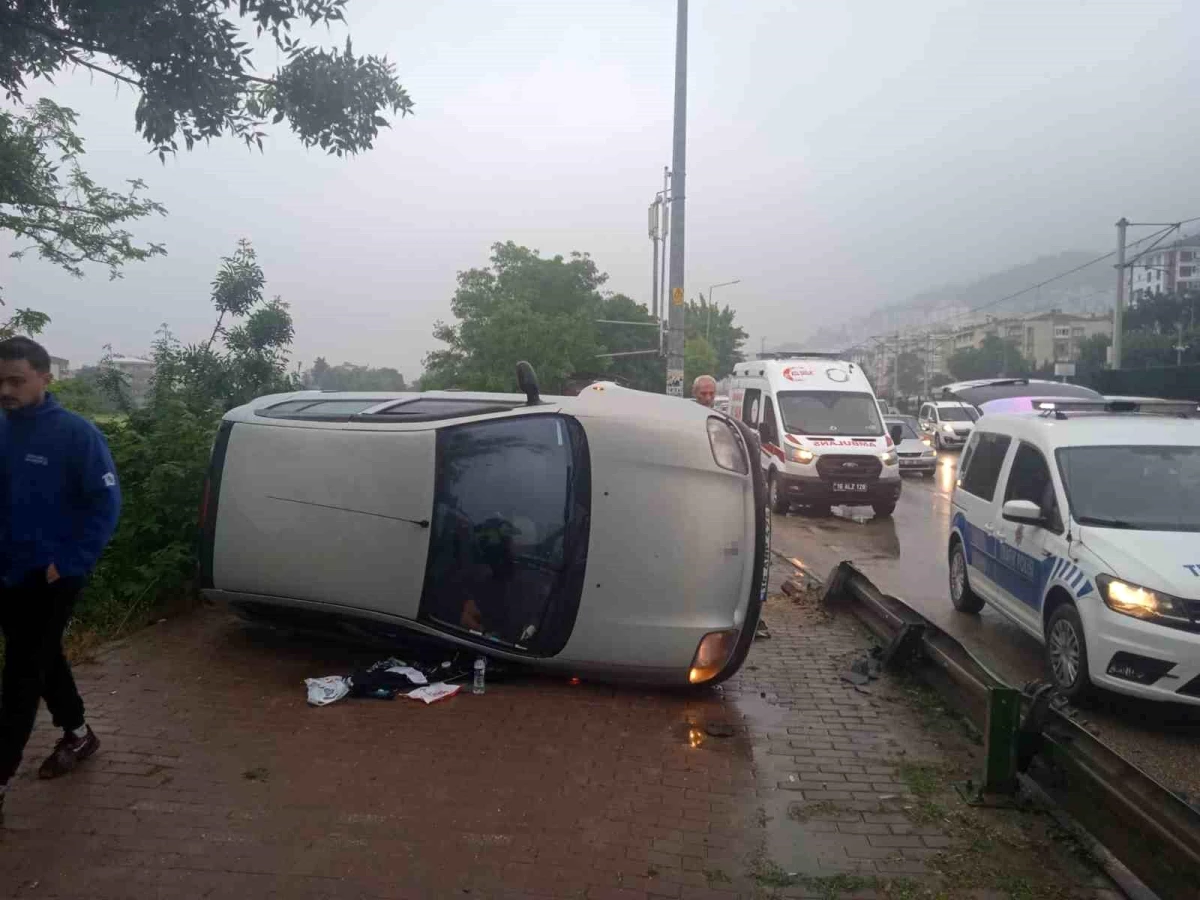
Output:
top-left (771, 451), bottom-right (1200, 801)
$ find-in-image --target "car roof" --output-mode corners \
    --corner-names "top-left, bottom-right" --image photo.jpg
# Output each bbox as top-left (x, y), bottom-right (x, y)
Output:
top-left (974, 411), bottom-right (1200, 449)
top-left (939, 378), bottom-right (1103, 406)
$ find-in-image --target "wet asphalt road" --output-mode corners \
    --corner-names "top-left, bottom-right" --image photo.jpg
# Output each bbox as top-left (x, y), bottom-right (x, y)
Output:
top-left (770, 450), bottom-right (1200, 803)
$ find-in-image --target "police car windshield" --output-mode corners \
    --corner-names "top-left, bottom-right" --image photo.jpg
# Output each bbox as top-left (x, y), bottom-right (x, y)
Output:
top-left (938, 406), bottom-right (978, 422)
top-left (778, 391), bottom-right (883, 437)
top-left (1057, 445), bottom-right (1200, 532)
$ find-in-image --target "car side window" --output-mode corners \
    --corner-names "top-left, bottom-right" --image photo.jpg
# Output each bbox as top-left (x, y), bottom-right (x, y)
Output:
top-left (1004, 442), bottom-right (1063, 533)
top-left (920, 404), bottom-right (932, 422)
top-left (742, 388), bottom-right (761, 426)
top-left (959, 432), bottom-right (1012, 502)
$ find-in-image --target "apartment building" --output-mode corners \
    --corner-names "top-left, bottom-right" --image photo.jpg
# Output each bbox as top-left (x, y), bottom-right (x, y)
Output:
top-left (1131, 234), bottom-right (1200, 300)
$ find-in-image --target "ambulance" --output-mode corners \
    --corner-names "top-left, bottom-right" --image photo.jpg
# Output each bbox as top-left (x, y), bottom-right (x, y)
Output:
top-left (729, 354), bottom-right (901, 517)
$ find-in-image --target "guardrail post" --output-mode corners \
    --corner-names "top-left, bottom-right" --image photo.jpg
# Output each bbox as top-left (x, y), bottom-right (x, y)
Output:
top-left (982, 686), bottom-right (1021, 795)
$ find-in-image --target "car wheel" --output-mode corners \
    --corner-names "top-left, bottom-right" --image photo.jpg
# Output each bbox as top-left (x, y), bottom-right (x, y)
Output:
top-left (769, 472), bottom-right (789, 515)
top-left (872, 500), bottom-right (896, 518)
top-left (1045, 603), bottom-right (1093, 701)
top-left (948, 541), bottom-right (985, 613)
top-left (934, 433), bottom-right (943, 451)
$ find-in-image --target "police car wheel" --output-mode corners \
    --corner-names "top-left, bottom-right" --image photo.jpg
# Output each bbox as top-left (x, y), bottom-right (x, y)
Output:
top-left (769, 472), bottom-right (789, 515)
top-left (948, 541), bottom-right (985, 613)
top-left (1046, 604), bottom-right (1093, 700)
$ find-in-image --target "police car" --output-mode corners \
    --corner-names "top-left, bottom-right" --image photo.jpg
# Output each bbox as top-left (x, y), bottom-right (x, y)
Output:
top-left (947, 398), bottom-right (1200, 704)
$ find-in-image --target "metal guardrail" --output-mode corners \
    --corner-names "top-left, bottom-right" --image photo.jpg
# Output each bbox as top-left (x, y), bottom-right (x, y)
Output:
top-left (823, 561), bottom-right (1200, 900)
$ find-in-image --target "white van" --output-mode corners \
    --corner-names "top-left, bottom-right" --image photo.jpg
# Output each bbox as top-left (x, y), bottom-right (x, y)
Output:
top-left (729, 354), bottom-right (901, 517)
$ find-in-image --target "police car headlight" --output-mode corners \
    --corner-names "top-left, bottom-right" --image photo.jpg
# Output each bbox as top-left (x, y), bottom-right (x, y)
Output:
top-left (786, 446), bottom-right (815, 464)
top-left (880, 449), bottom-right (898, 466)
top-left (1097, 576), bottom-right (1191, 628)
top-left (707, 418), bottom-right (748, 474)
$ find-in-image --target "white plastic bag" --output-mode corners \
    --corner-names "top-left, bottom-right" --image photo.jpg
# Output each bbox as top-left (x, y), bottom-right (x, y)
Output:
top-left (305, 675), bottom-right (351, 707)
top-left (406, 682), bottom-right (461, 704)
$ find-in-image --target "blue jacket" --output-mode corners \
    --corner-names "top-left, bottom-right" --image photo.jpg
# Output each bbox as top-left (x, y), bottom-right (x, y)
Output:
top-left (1, 394), bottom-right (122, 585)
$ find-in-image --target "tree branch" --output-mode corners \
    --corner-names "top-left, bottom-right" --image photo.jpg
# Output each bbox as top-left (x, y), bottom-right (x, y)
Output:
top-left (63, 50), bottom-right (142, 88)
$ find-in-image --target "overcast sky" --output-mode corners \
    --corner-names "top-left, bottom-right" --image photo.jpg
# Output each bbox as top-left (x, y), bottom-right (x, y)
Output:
top-left (4, 0), bottom-right (1198, 374)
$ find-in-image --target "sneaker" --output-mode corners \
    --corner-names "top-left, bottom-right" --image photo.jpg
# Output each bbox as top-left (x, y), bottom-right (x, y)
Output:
top-left (38, 727), bottom-right (100, 780)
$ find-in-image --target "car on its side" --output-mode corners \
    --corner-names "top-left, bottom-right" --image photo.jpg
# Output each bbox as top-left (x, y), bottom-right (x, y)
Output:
top-left (200, 370), bottom-right (768, 688)
top-left (884, 416), bottom-right (936, 477)
top-left (947, 403), bottom-right (1200, 705)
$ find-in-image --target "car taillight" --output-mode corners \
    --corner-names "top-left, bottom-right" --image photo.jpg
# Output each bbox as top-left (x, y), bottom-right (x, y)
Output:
top-left (689, 630), bottom-right (738, 684)
top-left (198, 477), bottom-right (211, 529)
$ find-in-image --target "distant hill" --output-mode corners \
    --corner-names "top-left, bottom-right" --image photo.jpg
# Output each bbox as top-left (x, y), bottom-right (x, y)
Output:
top-left (806, 251), bottom-right (1115, 349)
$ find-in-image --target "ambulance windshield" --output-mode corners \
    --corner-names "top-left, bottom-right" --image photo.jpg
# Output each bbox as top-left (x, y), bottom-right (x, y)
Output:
top-left (778, 391), bottom-right (884, 437)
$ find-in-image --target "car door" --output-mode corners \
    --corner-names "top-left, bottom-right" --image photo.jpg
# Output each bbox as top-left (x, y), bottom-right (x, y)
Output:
top-left (952, 430), bottom-right (1015, 604)
top-left (992, 441), bottom-right (1067, 636)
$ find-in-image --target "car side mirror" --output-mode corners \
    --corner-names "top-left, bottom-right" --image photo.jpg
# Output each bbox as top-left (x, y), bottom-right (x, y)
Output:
top-left (1002, 499), bottom-right (1044, 525)
top-left (889, 424), bottom-right (904, 444)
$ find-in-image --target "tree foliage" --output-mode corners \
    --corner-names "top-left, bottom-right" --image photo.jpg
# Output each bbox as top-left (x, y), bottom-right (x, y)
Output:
top-left (307, 358), bottom-right (406, 391)
top-left (422, 241), bottom-right (746, 395)
top-left (684, 297), bottom-right (746, 379)
top-left (885, 350), bottom-right (925, 399)
top-left (0, 0), bottom-right (412, 158)
top-left (684, 335), bottom-right (717, 390)
top-left (947, 334), bottom-right (1031, 381)
top-left (56, 240), bottom-right (298, 635)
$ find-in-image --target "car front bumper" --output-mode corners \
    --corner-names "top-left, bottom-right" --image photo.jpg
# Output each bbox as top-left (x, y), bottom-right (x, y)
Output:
top-left (776, 472), bottom-right (902, 504)
top-left (1083, 601), bottom-right (1200, 706)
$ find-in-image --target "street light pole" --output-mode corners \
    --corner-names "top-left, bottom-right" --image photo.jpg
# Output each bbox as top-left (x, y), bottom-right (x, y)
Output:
top-left (1113, 217), bottom-right (1128, 369)
top-left (705, 279), bottom-right (740, 344)
top-left (649, 199), bottom-right (661, 321)
top-left (665, 0), bottom-right (688, 397)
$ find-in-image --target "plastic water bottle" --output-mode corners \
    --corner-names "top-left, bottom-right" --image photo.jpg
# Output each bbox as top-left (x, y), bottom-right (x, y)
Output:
top-left (472, 656), bottom-right (487, 695)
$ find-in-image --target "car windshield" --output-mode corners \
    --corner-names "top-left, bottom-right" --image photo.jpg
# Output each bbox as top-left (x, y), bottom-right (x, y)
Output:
top-left (778, 391), bottom-right (883, 436)
top-left (938, 406), bottom-right (978, 422)
top-left (1057, 445), bottom-right (1200, 532)
top-left (887, 420), bottom-right (920, 441)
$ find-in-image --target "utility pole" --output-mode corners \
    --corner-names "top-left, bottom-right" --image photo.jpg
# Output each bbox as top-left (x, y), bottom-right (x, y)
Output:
top-left (1175, 322), bottom-right (1189, 366)
top-left (660, 167), bottom-right (670, 320)
top-left (649, 199), bottom-right (661, 321)
top-left (1113, 217), bottom-right (1128, 369)
top-left (665, 0), bottom-right (688, 397)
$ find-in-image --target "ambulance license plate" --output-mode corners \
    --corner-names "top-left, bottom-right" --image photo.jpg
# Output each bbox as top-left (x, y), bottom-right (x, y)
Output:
top-left (832, 482), bottom-right (868, 493)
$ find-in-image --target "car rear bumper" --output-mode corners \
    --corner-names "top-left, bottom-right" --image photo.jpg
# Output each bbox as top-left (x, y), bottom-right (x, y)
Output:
top-left (776, 472), bottom-right (902, 504)
top-left (1084, 602), bottom-right (1200, 706)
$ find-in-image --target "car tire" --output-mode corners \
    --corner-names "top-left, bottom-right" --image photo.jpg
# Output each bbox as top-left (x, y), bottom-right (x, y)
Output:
top-left (948, 541), bottom-right (985, 613)
top-left (769, 472), bottom-right (789, 515)
top-left (934, 433), bottom-right (943, 451)
top-left (1045, 603), bottom-right (1093, 702)
top-left (872, 500), bottom-right (896, 518)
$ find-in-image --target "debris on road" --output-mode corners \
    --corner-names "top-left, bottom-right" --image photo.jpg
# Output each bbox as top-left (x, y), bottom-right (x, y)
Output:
top-left (306, 655), bottom-right (483, 707)
top-left (407, 683), bottom-right (461, 704)
top-left (305, 675), bottom-right (351, 707)
top-left (839, 646), bottom-right (884, 687)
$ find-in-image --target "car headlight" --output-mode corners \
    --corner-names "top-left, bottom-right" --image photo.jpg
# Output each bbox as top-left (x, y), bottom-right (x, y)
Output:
top-left (921, 437), bottom-right (932, 447)
top-left (942, 423), bottom-right (956, 433)
top-left (786, 445), bottom-right (815, 464)
top-left (707, 418), bottom-right (748, 474)
top-left (1097, 575), bottom-right (1192, 629)
top-left (922, 448), bottom-right (936, 457)
top-left (880, 449), bottom-right (898, 466)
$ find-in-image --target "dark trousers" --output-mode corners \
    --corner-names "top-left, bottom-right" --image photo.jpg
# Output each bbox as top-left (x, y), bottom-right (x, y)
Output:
top-left (0, 572), bottom-right (86, 784)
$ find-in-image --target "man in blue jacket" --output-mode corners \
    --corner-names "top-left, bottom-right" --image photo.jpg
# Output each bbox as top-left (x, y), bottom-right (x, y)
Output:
top-left (0, 337), bottom-right (121, 823)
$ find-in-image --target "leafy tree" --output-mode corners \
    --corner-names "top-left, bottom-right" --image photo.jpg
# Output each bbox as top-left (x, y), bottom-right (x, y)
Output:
top-left (947, 334), bottom-right (1031, 380)
top-left (2, 99), bottom-right (166, 301)
top-left (76, 240), bottom-right (297, 636)
top-left (1076, 333), bottom-right (1111, 377)
top-left (422, 242), bottom-right (607, 393)
top-left (886, 350), bottom-right (925, 399)
top-left (684, 335), bottom-right (717, 390)
top-left (308, 360), bottom-right (406, 391)
top-left (0, 1), bottom-right (412, 158)
top-left (596, 294), bottom-right (663, 393)
top-left (0, 305), bottom-right (51, 339)
top-left (684, 297), bottom-right (746, 379)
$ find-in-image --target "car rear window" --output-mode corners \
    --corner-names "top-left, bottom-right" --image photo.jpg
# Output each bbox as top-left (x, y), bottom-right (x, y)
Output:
top-left (259, 398), bottom-right (388, 418)
top-left (419, 414), bottom-right (590, 656)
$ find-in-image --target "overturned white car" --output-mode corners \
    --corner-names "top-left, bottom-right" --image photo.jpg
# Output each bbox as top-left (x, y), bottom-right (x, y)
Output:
top-left (199, 367), bottom-right (769, 687)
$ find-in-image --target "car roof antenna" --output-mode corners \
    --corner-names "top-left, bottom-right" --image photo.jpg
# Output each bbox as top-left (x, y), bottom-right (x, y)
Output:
top-left (516, 361), bottom-right (542, 406)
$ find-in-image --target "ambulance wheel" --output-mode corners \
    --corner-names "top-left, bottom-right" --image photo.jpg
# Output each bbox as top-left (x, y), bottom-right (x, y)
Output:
top-left (769, 472), bottom-right (790, 515)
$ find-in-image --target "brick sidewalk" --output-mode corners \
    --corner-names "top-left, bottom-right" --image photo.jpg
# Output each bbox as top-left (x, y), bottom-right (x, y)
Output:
top-left (0, 566), bottom-right (1116, 899)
